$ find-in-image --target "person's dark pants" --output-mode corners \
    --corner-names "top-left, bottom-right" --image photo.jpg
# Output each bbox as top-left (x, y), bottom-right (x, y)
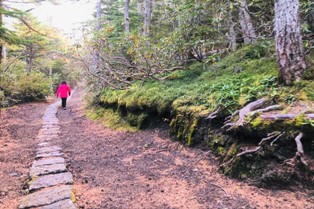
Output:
top-left (61, 98), bottom-right (67, 108)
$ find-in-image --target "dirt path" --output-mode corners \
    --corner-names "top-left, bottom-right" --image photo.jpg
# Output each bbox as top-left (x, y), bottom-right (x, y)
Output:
top-left (1, 89), bottom-right (313, 209)
top-left (0, 102), bottom-right (48, 208)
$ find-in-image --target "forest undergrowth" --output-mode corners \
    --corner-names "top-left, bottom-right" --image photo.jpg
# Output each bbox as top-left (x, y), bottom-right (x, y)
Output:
top-left (87, 43), bottom-right (314, 189)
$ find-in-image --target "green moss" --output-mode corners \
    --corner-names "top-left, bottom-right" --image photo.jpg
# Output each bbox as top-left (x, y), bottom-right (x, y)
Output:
top-left (217, 146), bottom-right (226, 155)
top-left (187, 118), bottom-right (198, 146)
top-left (294, 113), bottom-right (306, 127)
top-left (251, 117), bottom-right (263, 128)
top-left (223, 143), bottom-right (238, 162)
top-left (85, 107), bottom-right (138, 132)
top-left (126, 112), bottom-right (148, 128)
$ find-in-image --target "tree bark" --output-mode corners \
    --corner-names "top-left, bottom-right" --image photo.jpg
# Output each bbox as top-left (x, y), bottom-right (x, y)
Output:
top-left (94, 0), bottom-right (102, 73)
top-left (227, 0), bottom-right (236, 51)
top-left (238, 0), bottom-right (257, 44)
top-left (124, 0), bottom-right (130, 33)
top-left (137, 0), bottom-right (144, 16)
top-left (275, 0), bottom-right (306, 85)
top-left (26, 44), bottom-right (34, 75)
top-left (96, 0), bottom-right (102, 31)
top-left (143, 0), bottom-right (153, 36)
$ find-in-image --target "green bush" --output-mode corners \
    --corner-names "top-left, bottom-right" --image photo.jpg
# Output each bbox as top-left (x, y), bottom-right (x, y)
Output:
top-left (13, 72), bottom-right (51, 102)
top-left (0, 70), bottom-right (51, 106)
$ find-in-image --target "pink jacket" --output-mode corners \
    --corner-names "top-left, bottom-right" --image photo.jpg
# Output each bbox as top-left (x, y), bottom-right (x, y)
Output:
top-left (56, 84), bottom-right (71, 98)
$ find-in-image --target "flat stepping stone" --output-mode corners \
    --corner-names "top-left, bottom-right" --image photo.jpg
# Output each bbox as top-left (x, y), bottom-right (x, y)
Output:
top-left (37, 133), bottom-right (59, 137)
top-left (29, 172), bottom-right (73, 191)
top-left (42, 121), bottom-right (58, 124)
top-left (37, 134), bottom-right (59, 138)
top-left (32, 157), bottom-right (65, 167)
top-left (39, 199), bottom-right (76, 209)
top-left (37, 136), bottom-right (59, 142)
top-left (42, 127), bottom-right (60, 130)
top-left (38, 142), bottom-right (51, 147)
top-left (30, 163), bottom-right (66, 177)
top-left (36, 151), bottom-right (64, 159)
top-left (42, 125), bottom-right (59, 129)
top-left (19, 185), bottom-right (74, 209)
top-left (39, 129), bottom-right (60, 133)
top-left (37, 146), bottom-right (62, 154)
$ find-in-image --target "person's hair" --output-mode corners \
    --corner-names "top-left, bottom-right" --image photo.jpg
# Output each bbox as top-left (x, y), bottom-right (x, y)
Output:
top-left (61, 81), bottom-right (67, 84)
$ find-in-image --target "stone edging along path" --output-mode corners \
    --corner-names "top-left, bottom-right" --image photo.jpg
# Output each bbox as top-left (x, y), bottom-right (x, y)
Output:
top-left (19, 98), bottom-right (76, 209)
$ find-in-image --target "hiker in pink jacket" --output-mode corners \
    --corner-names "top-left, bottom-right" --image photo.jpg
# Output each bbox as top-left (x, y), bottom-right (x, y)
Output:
top-left (56, 81), bottom-right (71, 110)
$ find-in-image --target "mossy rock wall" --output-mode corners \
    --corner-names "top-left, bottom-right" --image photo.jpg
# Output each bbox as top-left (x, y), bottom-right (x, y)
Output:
top-left (92, 99), bottom-right (314, 189)
top-left (169, 110), bottom-right (209, 146)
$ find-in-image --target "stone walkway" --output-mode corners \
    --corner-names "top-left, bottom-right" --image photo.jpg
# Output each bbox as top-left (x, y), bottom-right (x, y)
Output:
top-left (19, 101), bottom-right (76, 209)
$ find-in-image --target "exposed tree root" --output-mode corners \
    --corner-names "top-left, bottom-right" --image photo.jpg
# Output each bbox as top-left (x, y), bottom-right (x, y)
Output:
top-left (206, 108), bottom-right (220, 120)
top-left (221, 146), bottom-right (261, 168)
top-left (261, 114), bottom-right (314, 121)
top-left (221, 131), bottom-right (285, 168)
top-left (222, 98), bottom-right (282, 131)
top-left (285, 132), bottom-right (308, 166)
top-left (258, 131), bottom-right (285, 146)
top-left (250, 105), bottom-right (282, 117)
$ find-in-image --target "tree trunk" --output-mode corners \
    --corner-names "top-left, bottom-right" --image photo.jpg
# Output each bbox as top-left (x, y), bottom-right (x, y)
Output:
top-left (227, 0), bottom-right (236, 51)
top-left (2, 46), bottom-right (6, 63)
top-left (143, 0), bottom-right (153, 36)
top-left (275, 0), bottom-right (306, 85)
top-left (124, 0), bottom-right (130, 33)
top-left (238, 0), bottom-right (257, 44)
top-left (137, 0), bottom-right (144, 16)
top-left (94, 0), bottom-right (102, 73)
top-left (96, 0), bottom-right (102, 31)
top-left (26, 44), bottom-right (34, 75)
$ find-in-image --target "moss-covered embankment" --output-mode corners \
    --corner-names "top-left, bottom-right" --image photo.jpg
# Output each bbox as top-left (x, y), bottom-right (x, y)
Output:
top-left (88, 44), bottom-right (314, 189)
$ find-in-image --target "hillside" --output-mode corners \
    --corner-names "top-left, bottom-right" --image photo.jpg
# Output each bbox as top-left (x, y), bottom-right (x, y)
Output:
top-left (87, 43), bottom-right (314, 189)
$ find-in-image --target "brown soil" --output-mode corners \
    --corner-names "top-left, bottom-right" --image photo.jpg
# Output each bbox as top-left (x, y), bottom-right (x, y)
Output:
top-left (0, 102), bottom-right (48, 209)
top-left (1, 89), bottom-right (313, 209)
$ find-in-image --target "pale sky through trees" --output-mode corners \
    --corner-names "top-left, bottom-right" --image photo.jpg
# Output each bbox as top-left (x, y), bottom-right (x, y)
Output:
top-left (31, 0), bottom-right (96, 34)
top-left (6, 0), bottom-right (96, 41)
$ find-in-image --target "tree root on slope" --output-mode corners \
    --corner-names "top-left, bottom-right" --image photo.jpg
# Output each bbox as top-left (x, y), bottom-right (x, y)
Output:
top-left (222, 98), bottom-right (282, 131)
top-left (221, 132), bottom-right (308, 169)
top-left (285, 132), bottom-right (308, 167)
